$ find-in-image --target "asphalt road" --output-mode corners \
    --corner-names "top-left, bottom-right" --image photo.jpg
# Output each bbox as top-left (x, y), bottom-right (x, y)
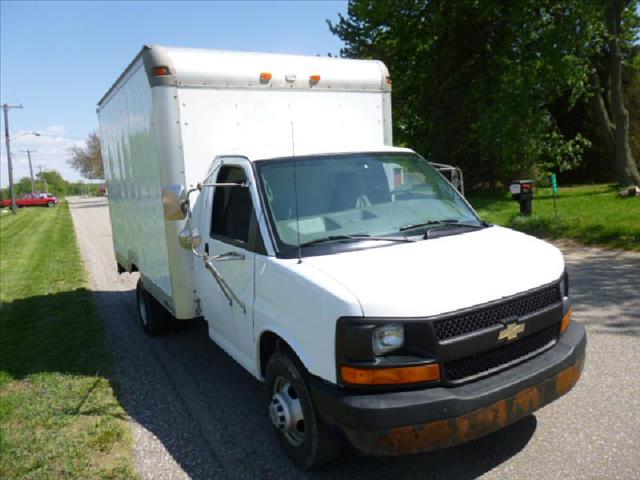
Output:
top-left (68, 196), bottom-right (640, 480)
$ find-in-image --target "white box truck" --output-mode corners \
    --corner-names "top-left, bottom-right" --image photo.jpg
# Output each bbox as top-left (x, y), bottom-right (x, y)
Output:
top-left (98, 45), bottom-right (586, 468)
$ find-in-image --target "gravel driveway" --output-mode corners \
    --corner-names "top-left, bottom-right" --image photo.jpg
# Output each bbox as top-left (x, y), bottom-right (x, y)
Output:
top-left (68, 196), bottom-right (639, 480)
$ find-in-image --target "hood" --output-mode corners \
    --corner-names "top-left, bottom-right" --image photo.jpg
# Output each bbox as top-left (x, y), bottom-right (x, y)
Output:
top-left (303, 226), bottom-right (564, 318)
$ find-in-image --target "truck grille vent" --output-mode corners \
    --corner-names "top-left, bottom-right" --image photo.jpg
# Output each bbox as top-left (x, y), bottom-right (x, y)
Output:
top-left (434, 284), bottom-right (561, 341)
top-left (443, 324), bottom-right (560, 382)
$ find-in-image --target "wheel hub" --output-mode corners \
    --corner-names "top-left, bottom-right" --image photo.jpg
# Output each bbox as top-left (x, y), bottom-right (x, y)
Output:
top-left (269, 378), bottom-right (305, 445)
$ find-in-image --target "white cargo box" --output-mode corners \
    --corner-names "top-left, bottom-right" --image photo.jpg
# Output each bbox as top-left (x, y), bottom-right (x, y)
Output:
top-left (97, 45), bottom-right (393, 318)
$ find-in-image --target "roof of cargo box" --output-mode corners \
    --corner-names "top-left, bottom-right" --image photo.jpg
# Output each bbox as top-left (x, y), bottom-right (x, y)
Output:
top-left (97, 45), bottom-right (392, 108)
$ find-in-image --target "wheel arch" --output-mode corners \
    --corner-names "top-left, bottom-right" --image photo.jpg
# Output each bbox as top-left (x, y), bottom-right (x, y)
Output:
top-left (257, 328), bottom-right (310, 381)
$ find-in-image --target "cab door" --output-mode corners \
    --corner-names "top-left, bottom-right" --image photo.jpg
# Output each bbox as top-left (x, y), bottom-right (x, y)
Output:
top-left (196, 160), bottom-right (266, 374)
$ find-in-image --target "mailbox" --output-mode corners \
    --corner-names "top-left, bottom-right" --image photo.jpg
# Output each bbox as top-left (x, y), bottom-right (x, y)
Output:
top-left (509, 180), bottom-right (535, 216)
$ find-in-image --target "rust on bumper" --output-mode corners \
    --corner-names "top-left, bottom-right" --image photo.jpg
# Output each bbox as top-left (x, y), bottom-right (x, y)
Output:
top-left (344, 353), bottom-right (585, 456)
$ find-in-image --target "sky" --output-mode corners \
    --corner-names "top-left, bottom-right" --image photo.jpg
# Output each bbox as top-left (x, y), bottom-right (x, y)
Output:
top-left (0, 0), bottom-right (348, 187)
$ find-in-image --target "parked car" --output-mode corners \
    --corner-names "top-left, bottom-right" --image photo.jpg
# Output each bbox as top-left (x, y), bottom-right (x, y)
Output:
top-left (1, 193), bottom-right (59, 208)
top-left (98, 45), bottom-right (585, 469)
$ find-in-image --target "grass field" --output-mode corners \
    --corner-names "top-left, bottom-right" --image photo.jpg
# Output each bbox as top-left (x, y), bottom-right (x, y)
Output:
top-left (468, 183), bottom-right (640, 251)
top-left (0, 204), bottom-right (136, 479)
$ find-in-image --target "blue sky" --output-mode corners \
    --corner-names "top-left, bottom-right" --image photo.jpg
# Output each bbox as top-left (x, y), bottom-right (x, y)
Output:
top-left (0, 0), bottom-right (347, 186)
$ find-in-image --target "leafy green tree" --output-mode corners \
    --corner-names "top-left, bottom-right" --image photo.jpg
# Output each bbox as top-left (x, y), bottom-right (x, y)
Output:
top-left (67, 132), bottom-right (104, 179)
top-left (15, 177), bottom-right (33, 196)
top-left (36, 170), bottom-right (69, 196)
top-left (329, 0), bottom-right (639, 187)
top-left (589, 0), bottom-right (640, 186)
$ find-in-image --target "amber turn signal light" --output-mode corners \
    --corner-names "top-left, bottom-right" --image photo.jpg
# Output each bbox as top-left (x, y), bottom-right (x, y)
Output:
top-left (259, 72), bottom-right (272, 82)
top-left (153, 66), bottom-right (170, 76)
top-left (341, 364), bottom-right (440, 385)
top-left (561, 307), bottom-right (573, 333)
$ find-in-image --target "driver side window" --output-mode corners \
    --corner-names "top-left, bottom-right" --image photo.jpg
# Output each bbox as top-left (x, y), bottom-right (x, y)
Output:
top-left (210, 166), bottom-right (252, 243)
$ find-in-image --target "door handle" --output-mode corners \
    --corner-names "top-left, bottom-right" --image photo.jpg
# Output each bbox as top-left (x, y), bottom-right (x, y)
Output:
top-left (204, 242), bottom-right (209, 255)
top-left (203, 255), bottom-right (246, 313)
top-left (210, 251), bottom-right (245, 262)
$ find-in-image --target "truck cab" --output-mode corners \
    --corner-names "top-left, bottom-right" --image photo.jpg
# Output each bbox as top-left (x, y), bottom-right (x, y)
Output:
top-left (169, 145), bottom-right (585, 468)
top-left (98, 45), bottom-right (585, 469)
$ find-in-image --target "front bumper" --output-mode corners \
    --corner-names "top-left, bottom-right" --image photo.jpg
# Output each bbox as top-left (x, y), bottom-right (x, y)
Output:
top-left (310, 321), bottom-right (586, 455)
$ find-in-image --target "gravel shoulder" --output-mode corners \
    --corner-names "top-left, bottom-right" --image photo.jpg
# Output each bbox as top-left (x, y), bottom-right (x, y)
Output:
top-left (69, 196), bottom-right (640, 480)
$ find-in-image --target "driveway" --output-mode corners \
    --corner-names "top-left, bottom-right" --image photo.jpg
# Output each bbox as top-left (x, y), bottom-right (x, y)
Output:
top-left (68, 196), bottom-right (639, 480)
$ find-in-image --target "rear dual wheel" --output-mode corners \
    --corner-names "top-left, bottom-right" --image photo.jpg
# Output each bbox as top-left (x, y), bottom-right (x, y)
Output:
top-left (136, 278), bottom-right (168, 336)
top-left (265, 349), bottom-right (342, 469)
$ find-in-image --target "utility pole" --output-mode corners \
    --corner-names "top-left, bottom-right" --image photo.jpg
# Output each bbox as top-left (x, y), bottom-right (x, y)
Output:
top-left (38, 165), bottom-right (48, 193)
top-left (2, 103), bottom-right (23, 214)
top-left (21, 149), bottom-right (37, 193)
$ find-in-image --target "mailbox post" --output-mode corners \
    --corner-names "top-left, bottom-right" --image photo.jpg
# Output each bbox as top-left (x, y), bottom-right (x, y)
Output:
top-left (509, 180), bottom-right (535, 216)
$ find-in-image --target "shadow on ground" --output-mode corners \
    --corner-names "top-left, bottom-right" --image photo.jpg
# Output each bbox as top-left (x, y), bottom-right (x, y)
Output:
top-left (563, 248), bottom-right (640, 336)
top-left (65, 202), bottom-right (110, 209)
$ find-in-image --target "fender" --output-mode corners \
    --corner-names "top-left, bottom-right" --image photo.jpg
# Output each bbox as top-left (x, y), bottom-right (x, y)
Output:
top-left (255, 325), bottom-right (313, 382)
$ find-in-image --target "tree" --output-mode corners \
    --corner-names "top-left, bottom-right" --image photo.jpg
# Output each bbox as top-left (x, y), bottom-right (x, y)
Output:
top-left (329, 0), bottom-right (639, 187)
top-left (15, 177), bottom-right (33, 196)
top-left (36, 170), bottom-right (69, 195)
top-left (68, 132), bottom-right (104, 179)
top-left (590, 0), bottom-right (640, 186)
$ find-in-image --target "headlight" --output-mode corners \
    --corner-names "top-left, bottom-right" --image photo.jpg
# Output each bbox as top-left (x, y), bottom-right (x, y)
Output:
top-left (372, 323), bottom-right (404, 356)
top-left (560, 271), bottom-right (569, 297)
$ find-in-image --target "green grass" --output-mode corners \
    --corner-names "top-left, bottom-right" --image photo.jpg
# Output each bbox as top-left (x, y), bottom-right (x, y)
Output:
top-left (0, 204), bottom-right (136, 479)
top-left (468, 183), bottom-right (640, 251)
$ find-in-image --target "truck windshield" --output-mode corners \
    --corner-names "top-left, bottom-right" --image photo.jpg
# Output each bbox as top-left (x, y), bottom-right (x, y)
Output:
top-left (256, 152), bottom-right (481, 253)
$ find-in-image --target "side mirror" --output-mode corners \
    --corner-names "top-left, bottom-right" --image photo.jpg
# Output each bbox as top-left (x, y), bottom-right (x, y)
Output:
top-left (161, 184), bottom-right (188, 220)
top-left (178, 226), bottom-right (202, 250)
top-left (430, 162), bottom-right (465, 195)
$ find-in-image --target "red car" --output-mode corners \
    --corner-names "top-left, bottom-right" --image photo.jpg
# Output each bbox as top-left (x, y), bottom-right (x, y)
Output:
top-left (1, 193), bottom-right (59, 208)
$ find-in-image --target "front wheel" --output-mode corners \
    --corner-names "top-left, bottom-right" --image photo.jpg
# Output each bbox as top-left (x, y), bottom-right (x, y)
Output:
top-left (47, 201), bottom-right (56, 208)
top-left (136, 278), bottom-right (167, 336)
top-left (265, 350), bottom-right (341, 469)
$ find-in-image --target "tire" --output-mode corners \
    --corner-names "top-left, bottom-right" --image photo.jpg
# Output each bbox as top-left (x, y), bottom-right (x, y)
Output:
top-left (47, 201), bottom-right (55, 207)
top-left (265, 349), bottom-right (342, 469)
top-left (136, 278), bottom-right (167, 336)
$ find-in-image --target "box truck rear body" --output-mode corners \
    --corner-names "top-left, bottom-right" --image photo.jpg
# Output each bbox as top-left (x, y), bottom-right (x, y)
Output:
top-left (97, 45), bottom-right (392, 318)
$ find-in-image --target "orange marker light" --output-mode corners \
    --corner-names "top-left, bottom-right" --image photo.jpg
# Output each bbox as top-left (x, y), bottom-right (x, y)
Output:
top-left (309, 74), bottom-right (321, 83)
top-left (341, 364), bottom-right (440, 385)
top-left (259, 72), bottom-right (272, 83)
top-left (153, 66), bottom-right (170, 76)
top-left (386, 76), bottom-right (392, 85)
top-left (561, 307), bottom-right (573, 333)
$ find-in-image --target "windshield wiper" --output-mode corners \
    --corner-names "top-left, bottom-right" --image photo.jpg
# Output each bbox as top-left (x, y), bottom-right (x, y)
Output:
top-left (399, 219), bottom-right (486, 232)
top-left (299, 234), bottom-right (413, 248)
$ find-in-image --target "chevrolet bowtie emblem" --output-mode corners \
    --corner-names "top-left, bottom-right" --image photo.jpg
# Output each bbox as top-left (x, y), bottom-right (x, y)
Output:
top-left (498, 322), bottom-right (525, 341)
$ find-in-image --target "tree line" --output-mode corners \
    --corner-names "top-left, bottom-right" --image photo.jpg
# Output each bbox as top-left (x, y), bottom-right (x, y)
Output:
top-left (329, 0), bottom-right (640, 188)
top-left (0, 170), bottom-right (102, 199)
